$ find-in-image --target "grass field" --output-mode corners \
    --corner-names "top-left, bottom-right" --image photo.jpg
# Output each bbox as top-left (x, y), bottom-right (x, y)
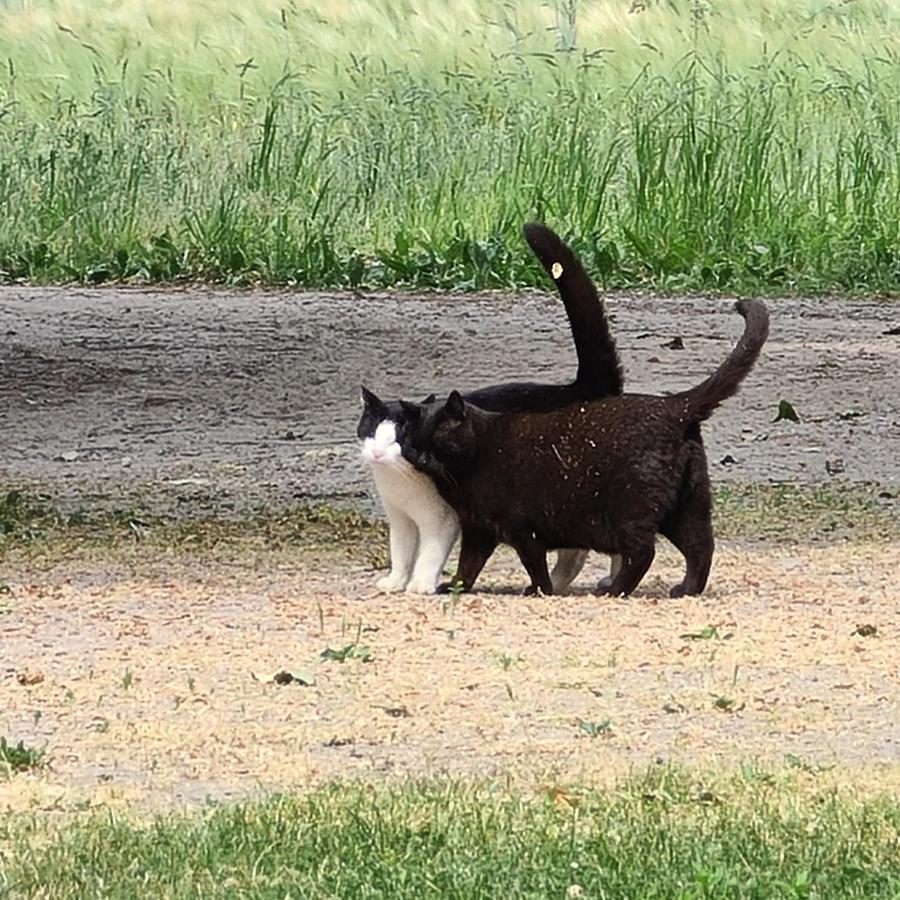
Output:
top-left (2, 0), bottom-right (900, 292)
top-left (3, 773), bottom-right (900, 897)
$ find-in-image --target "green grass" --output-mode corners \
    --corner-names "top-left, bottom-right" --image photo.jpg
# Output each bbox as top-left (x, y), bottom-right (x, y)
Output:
top-left (0, 737), bottom-right (45, 778)
top-left (0, 488), bottom-right (391, 567)
top-left (1, 482), bottom-right (897, 569)
top-left (2, 770), bottom-right (900, 898)
top-left (713, 482), bottom-right (900, 543)
top-left (2, 0), bottom-right (900, 293)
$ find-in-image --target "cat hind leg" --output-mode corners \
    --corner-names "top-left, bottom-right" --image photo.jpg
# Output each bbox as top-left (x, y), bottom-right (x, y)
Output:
top-left (597, 543), bottom-right (655, 597)
top-left (595, 554), bottom-right (623, 593)
top-left (661, 468), bottom-right (714, 598)
top-left (662, 512), bottom-right (714, 598)
top-left (513, 532), bottom-right (554, 596)
top-left (550, 549), bottom-right (589, 593)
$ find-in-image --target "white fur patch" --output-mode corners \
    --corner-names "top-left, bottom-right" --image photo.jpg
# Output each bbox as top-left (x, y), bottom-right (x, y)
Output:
top-left (361, 420), bottom-right (402, 464)
top-left (551, 261), bottom-right (563, 280)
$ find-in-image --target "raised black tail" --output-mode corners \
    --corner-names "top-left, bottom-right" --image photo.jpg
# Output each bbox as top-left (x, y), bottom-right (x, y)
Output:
top-left (523, 223), bottom-right (623, 397)
top-left (679, 299), bottom-right (769, 423)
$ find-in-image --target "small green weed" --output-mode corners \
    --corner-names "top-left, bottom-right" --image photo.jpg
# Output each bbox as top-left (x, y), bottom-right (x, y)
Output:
top-left (576, 717), bottom-right (612, 738)
top-left (320, 644), bottom-right (372, 664)
top-left (680, 625), bottom-right (733, 641)
top-left (785, 754), bottom-right (836, 776)
top-left (0, 489), bottom-right (50, 538)
top-left (774, 400), bottom-right (801, 423)
top-left (0, 737), bottom-right (45, 775)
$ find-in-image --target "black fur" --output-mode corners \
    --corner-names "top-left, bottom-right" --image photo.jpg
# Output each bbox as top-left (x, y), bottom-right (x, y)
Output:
top-left (357, 223), bottom-right (623, 437)
top-left (402, 300), bottom-right (770, 598)
top-left (522, 222), bottom-right (622, 397)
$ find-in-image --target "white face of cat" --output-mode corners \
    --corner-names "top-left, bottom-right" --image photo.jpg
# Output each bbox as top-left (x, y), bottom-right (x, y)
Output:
top-left (361, 419), bottom-right (403, 465)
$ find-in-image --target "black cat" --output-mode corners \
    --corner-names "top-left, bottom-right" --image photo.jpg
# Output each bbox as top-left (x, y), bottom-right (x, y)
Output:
top-left (401, 299), bottom-right (770, 598)
top-left (357, 223), bottom-right (624, 594)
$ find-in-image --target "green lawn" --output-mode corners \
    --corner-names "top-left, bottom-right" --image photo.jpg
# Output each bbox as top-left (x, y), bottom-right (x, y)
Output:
top-left (1, 0), bottom-right (900, 292)
top-left (2, 771), bottom-right (899, 898)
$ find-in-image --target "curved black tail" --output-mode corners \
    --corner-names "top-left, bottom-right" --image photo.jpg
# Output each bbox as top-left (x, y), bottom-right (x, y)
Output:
top-left (680, 299), bottom-right (770, 423)
top-left (523, 223), bottom-right (623, 397)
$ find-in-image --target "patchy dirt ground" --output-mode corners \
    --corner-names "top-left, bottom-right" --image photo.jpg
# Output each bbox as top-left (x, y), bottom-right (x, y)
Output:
top-left (2, 542), bottom-right (899, 813)
top-left (3, 286), bottom-right (900, 517)
top-left (2, 287), bottom-right (900, 812)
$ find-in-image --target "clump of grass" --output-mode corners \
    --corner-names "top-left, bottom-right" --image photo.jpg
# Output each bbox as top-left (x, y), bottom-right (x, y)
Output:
top-left (1, 1), bottom-right (900, 292)
top-left (0, 737), bottom-right (45, 776)
top-left (320, 643), bottom-right (373, 664)
top-left (0, 490), bottom-right (389, 566)
top-left (0, 488), bottom-right (108, 543)
top-left (0, 490), bottom-right (50, 537)
top-left (2, 484), bottom-right (896, 571)
top-left (3, 769), bottom-right (900, 897)
top-left (713, 482), bottom-right (900, 543)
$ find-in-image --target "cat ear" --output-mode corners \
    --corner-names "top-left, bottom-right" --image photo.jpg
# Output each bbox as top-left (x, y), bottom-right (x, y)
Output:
top-left (399, 399), bottom-right (421, 421)
top-left (360, 386), bottom-right (384, 412)
top-left (445, 390), bottom-right (466, 421)
top-left (422, 393), bottom-right (437, 404)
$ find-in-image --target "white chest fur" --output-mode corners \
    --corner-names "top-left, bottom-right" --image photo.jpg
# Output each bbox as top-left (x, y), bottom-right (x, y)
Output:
top-left (362, 420), bottom-right (459, 593)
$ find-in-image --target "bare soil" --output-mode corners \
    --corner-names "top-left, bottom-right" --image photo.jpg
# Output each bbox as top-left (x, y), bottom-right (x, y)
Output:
top-left (3, 286), bottom-right (900, 516)
top-left (2, 287), bottom-right (900, 812)
top-left (2, 543), bottom-right (899, 813)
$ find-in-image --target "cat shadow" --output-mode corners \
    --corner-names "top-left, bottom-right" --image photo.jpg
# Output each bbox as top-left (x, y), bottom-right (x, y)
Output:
top-left (467, 577), bottom-right (679, 601)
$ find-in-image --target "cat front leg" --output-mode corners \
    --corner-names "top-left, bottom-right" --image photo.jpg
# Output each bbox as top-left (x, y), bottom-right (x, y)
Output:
top-left (375, 501), bottom-right (418, 592)
top-left (406, 513), bottom-right (460, 595)
top-left (439, 526), bottom-right (497, 593)
top-left (512, 533), bottom-right (554, 596)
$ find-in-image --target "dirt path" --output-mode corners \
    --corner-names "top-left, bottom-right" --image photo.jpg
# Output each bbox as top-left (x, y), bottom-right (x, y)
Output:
top-left (3, 543), bottom-right (899, 812)
top-left (3, 287), bottom-right (899, 516)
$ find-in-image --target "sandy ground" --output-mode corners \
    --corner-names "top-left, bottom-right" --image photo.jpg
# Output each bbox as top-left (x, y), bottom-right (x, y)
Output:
top-left (3, 286), bottom-right (900, 517)
top-left (2, 542), bottom-right (899, 813)
top-left (2, 286), bottom-right (900, 812)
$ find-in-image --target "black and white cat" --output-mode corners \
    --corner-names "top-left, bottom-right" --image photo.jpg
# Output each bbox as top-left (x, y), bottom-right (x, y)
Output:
top-left (358, 223), bottom-right (623, 594)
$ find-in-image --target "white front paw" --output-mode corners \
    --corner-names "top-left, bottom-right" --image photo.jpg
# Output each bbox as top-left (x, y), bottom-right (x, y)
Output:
top-left (376, 573), bottom-right (408, 593)
top-left (405, 577), bottom-right (438, 595)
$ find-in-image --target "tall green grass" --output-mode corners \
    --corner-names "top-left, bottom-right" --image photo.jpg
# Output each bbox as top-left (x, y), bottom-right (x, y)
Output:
top-left (3, 770), bottom-right (900, 898)
top-left (2, 0), bottom-right (900, 292)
